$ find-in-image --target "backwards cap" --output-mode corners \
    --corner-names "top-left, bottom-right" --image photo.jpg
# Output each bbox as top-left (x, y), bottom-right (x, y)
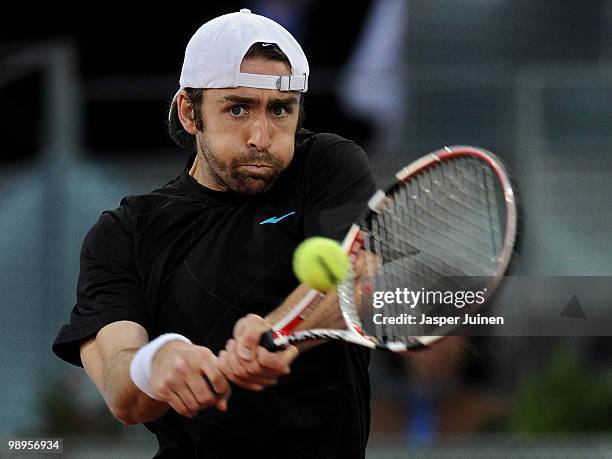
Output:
top-left (178, 8), bottom-right (309, 93)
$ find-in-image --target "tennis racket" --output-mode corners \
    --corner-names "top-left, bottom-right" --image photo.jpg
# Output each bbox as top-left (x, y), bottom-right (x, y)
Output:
top-left (261, 146), bottom-right (518, 352)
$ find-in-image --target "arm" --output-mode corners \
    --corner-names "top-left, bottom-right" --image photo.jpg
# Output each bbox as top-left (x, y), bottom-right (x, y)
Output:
top-left (266, 284), bottom-right (344, 342)
top-left (80, 321), bottom-right (167, 424)
top-left (218, 283), bottom-right (345, 390)
top-left (81, 320), bottom-right (230, 425)
top-left (266, 248), bottom-right (377, 348)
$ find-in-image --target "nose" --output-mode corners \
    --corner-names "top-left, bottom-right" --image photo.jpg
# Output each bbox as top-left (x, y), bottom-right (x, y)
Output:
top-left (246, 113), bottom-right (272, 150)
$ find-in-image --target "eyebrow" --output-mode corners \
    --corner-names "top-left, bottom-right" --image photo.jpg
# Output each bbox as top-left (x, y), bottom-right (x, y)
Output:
top-left (216, 94), bottom-right (299, 105)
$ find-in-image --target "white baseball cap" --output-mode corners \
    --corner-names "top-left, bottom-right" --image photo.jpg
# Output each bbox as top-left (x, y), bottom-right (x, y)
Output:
top-left (178, 8), bottom-right (309, 93)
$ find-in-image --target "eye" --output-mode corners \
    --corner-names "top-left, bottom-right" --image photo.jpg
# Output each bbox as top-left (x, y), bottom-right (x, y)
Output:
top-left (271, 105), bottom-right (288, 117)
top-left (229, 106), bottom-right (247, 117)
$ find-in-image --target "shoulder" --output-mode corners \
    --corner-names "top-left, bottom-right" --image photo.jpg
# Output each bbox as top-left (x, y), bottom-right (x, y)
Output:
top-left (295, 129), bottom-right (370, 173)
top-left (87, 171), bottom-right (189, 244)
top-left (82, 201), bottom-right (135, 258)
top-left (297, 129), bottom-right (365, 155)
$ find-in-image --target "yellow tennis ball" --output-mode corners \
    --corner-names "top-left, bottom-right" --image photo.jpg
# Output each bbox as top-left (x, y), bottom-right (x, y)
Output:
top-left (293, 237), bottom-right (349, 292)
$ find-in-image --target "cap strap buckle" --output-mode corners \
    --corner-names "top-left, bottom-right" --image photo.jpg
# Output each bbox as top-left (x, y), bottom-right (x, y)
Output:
top-left (237, 72), bottom-right (307, 92)
top-left (276, 74), bottom-right (307, 91)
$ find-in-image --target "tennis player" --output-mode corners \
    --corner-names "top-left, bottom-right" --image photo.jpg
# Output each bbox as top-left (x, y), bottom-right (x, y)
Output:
top-left (53, 9), bottom-right (376, 458)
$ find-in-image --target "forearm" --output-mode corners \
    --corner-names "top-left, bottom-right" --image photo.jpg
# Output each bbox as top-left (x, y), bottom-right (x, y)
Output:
top-left (265, 284), bottom-right (343, 352)
top-left (101, 348), bottom-right (170, 424)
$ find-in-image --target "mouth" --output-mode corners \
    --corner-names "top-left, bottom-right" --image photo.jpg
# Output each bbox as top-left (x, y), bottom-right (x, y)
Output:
top-left (238, 164), bottom-right (273, 171)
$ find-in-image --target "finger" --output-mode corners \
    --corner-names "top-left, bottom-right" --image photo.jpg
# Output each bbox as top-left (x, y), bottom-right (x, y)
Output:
top-left (228, 335), bottom-right (254, 362)
top-left (256, 345), bottom-right (298, 374)
top-left (257, 345), bottom-right (298, 372)
top-left (168, 378), bottom-right (201, 413)
top-left (218, 349), bottom-right (232, 378)
top-left (182, 371), bottom-right (217, 408)
top-left (227, 344), bottom-right (277, 385)
top-left (219, 350), bottom-right (268, 391)
top-left (165, 390), bottom-right (198, 418)
top-left (215, 397), bottom-right (228, 412)
top-left (232, 315), bottom-right (249, 337)
top-left (233, 314), bottom-right (262, 342)
top-left (227, 339), bottom-right (269, 377)
top-left (234, 315), bottom-right (269, 361)
top-left (199, 352), bottom-right (231, 397)
top-left (221, 361), bottom-right (267, 390)
top-left (224, 340), bottom-right (249, 377)
top-left (227, 339), bottom-right (279, 381)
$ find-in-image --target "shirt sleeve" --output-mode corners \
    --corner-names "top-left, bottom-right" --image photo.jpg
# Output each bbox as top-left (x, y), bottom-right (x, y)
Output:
top-left (302, 134), bottom-right (377, 240)
top-left (52, 203), bottom-right (151, 367)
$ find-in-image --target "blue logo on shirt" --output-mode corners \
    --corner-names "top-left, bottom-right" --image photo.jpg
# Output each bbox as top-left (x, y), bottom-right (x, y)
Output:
top-left (260, 211), bottom-right (296, 225)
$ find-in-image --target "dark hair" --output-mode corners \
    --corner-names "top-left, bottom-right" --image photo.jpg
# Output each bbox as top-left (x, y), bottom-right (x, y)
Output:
top-left (167, 42), bottom-right (305, 152)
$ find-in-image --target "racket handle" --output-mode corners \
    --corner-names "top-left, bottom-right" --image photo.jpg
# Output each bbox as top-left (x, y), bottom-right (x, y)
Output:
top-left (260, 330), bottom-right (286, 352)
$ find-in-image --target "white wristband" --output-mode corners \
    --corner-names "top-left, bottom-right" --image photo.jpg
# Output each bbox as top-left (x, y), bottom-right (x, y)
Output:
top-left (129, 333), bottom-right (192, 400)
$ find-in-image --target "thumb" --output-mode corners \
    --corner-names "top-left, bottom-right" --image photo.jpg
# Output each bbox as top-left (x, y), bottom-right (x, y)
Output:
top-left (236, 314), bottom-right (269, 360)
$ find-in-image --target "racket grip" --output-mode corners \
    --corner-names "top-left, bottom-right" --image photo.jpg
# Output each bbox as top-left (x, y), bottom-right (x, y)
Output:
top-left (260, 330), bottom-right (286, 352)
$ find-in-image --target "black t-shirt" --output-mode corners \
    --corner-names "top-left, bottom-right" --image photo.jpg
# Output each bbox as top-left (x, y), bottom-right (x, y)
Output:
top-left (52, 129), bottom-right (377, 458)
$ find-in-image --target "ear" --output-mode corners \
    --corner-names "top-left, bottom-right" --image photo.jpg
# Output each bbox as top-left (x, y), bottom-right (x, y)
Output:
top-left (177, 91), bottom-right (198, 135)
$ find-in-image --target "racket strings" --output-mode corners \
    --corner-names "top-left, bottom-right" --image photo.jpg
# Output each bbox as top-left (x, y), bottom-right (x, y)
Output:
top-left (452, 158), bottom-right (504, 258)
top-left (409, 172), bottom-right (499, 273)
top-left (483, 163), bottom-right (504, 259)
top-left (377, 187), bottom-right (489, 276)
top-left (355, 157), bottom-right (506, 345)
top-left (412, 159), bottom-right (502, 273)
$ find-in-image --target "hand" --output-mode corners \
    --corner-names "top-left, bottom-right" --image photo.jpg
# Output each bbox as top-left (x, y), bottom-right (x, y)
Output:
top-left (149, 341), bottom-right (231, 418)
top-left (219, 314), bottom-right (299, 391)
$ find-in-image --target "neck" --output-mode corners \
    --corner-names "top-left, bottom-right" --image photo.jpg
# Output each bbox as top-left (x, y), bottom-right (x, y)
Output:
top-left (189, 154), bottom-right (226, 191)
top-left (188, 155), bottom-right (199, 179)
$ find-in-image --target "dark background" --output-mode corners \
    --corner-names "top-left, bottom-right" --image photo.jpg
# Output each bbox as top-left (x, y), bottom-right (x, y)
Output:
top-left (1, 1), bottom-right (612, 456)
top-left (1, 1), bottom-right (373, 161)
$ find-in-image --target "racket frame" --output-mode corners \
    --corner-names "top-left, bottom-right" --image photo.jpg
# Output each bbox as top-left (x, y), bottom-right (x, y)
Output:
top-left (263, 146), bottom-right (518, 352)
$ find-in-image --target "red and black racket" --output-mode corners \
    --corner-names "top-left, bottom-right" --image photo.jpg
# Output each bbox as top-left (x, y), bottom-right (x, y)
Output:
top-left (261, 146), bottom-right (519, 352)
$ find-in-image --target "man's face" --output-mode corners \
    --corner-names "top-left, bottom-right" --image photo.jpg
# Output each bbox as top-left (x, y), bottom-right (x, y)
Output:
top-left (196, 58), bottom-right (300, 195)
